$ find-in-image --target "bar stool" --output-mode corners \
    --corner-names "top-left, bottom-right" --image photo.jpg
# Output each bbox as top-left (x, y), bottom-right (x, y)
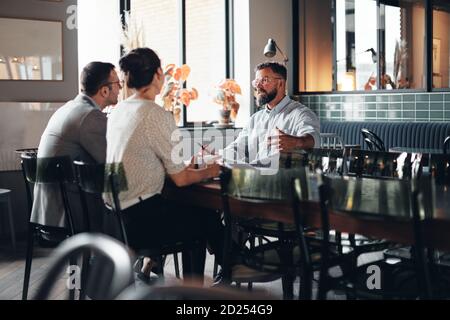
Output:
top-left (0, 189), bottom-right (16, 253)
top-left (20, 154), bottom-right (76, 300)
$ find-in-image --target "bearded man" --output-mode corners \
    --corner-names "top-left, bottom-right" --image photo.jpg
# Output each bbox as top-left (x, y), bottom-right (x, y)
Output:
top-left (222, 61), bottom-right (320, 164)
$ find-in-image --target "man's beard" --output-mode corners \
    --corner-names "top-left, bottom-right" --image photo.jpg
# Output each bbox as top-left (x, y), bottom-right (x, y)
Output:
top-left (255, 88), bottom-right (277, 107)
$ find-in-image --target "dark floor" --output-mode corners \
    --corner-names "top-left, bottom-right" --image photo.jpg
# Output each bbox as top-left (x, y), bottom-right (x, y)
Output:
top-left (0, 240), bottom-right (381, 300)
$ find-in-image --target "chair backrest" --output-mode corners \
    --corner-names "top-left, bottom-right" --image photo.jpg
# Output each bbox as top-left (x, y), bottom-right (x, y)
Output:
top-left (20, 153), bottom-right (37, 218)
top-left (35, 156), bottom-right (75, 184)
top-left (317, 174), bottom-right (433, 299)
top-left (219, 167), bottom-right (303, 282)
top-left (35, 156), bottom-right (76, 233)
top-left (73, 161), bottom-right (107, 233)
top-left (73, 161), bottom-right (105, 194)
top-left (74, 162), bottom-right (129, 246)
top-left (320, 133), bottom-right (344, 149)
top-left (33, 233), bottom-right (134, 300)
top-left (361, 128), bottom-right (386, 152)
top-left (21, 154), bottom-right (76, 233)
top-left (429, 154), bottom-right (450, 186)
top-left (444, 136), bottom-right (450, 154)
top-left (104, 163), bottom-right (129, 247)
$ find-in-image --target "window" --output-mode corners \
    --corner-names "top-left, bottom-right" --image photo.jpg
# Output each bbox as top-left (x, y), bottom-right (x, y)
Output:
top-left (296, 0), bottom-right (428, 92)
top-left (335, 0), bottom-right (378, 91)
top-left (131, 0), bottom-right (180, 68)
top-left (186, 0), bottom-right (226, 123)
top-left (130, 0), bottom-right (230, 125)
top-left (432, 0), bottom-right (450, 89)
top-left (78, 0), bottom-right (121, 77)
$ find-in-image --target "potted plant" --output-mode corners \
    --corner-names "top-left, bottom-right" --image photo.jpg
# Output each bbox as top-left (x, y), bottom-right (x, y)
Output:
top-left (160, 64), bottom-right (198, 125)
top-left (213, 79), bottom-right (241, 125)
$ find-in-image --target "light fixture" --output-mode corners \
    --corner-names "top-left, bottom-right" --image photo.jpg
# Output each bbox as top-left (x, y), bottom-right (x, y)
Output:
top-left (337, 48), bottom-right (377, 64)
top-left (263, 38), bottom-right (288, 64)
top-left (365, 48), bottom-right (377, 63)
top-left (0, 58), bottom-right (4, 64)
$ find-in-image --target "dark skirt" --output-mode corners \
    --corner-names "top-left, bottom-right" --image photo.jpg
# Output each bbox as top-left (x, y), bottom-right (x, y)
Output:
top-left (121, 194), bottom-right (224, 263)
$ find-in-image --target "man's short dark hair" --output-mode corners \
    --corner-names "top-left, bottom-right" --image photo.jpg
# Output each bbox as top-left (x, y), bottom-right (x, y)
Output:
top-left (254, 61), bottom-right (287, 80)
top-left (80, 62), bottom-right (115, 96)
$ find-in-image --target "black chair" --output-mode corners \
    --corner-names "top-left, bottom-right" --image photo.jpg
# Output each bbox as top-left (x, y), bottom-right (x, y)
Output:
top-left (87, 161), bottom-right (205, 281)
top-left (20, 154), bottom-right (78, 300)
top-left (361, 128), bottom-right (386, 151)
top-left (220, 167), bottom-right (303, 299)
top-left (33, 233), bottom-right (134, 300)
top-left (429, 153), bottom-right (450, 186)
top-left (443, 136), bottom-right (450, 154)
top-left (291, 173), bottom-right (356, 300)
top-left (316, 175), bottom-right (434, 299)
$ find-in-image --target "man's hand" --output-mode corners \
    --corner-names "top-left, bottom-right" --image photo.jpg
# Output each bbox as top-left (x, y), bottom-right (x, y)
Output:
top-left (268, 127), bottom-right (314, 153)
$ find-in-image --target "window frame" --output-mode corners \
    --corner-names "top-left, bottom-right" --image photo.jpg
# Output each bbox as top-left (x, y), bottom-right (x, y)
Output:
top-left (120, 0), bottom-right (234, 127)
top-left (292, 0), bottom-right (447, 94)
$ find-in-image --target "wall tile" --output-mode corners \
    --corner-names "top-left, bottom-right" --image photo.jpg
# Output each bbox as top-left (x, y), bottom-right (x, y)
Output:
top-left (416, 94), bottom-right (430, 102)
top-left (416, 111), bottom-right (429, 119)
top-left (430, 111), bottom-right (444, 120)
top-left (430, 94), bottom-right (444, 102)
top-left (430, 102), bottom-right (443, 111)
top-left (403, 95), bottom-right (415, 102)
top-left (376, 95), bottom-right (389, 102)
top-left (301, 93), bottom-right (449, 122)
top-left (389, 95), bottom-right (402, 102)
top-left (416, 102), bottom-right (429, 110)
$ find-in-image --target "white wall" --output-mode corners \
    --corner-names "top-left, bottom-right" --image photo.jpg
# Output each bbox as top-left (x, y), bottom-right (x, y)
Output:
top-left (0, 0), bottom-right (78, 101)
top-left (234, 0), bottom-right (293, 127)
top-left (77, 0), bottom-right (121, 74)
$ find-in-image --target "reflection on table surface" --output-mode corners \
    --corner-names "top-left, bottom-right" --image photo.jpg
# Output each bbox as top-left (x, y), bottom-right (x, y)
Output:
top-left (389, 147), bottom-right (444, 154)
top-left (226, 168), bottom-right (448, 221)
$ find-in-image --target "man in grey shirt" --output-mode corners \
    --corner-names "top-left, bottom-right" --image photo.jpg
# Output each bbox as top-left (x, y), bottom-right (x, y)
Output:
top-left (223, 61), bottom-right (320, 165)
top-left (31, 62), bottom-right (122, 231)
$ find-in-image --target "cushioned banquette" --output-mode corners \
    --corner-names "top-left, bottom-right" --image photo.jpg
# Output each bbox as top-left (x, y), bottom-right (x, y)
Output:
top-left (320, 121), bottom-right (450, 150)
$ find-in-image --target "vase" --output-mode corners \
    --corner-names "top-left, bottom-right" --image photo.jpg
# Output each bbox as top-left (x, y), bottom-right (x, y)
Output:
top-left (218, 109), bottom-right (231, 125)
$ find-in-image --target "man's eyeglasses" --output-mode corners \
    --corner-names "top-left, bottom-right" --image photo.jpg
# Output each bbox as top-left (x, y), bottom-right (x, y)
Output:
top-left (105, 80), bottom-right (124, 88)
top-left (251, 76), bottom-right (283, 88)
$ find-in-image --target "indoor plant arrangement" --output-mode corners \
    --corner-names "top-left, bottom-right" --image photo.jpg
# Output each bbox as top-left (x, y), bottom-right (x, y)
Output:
top-left (160, 64), bottom-right (198, 125)
top-left (212, 78), bottom-right (241, 125)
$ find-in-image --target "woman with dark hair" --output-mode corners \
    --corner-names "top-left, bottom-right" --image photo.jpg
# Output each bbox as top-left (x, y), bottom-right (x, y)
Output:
top-left (106, 47), bottom-right (223, 275)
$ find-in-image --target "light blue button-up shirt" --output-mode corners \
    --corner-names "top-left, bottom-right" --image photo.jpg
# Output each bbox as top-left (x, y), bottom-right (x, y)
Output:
top-left (223, 95), bottom-right (320, 163)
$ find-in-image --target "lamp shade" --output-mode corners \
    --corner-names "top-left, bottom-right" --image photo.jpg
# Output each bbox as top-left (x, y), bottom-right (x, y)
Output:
top-left (263, 39), bottom-right (276, 58)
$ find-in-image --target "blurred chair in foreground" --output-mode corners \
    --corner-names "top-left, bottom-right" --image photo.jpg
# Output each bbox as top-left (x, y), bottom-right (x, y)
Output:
top-left (33, 233), bottom-right (134, 300)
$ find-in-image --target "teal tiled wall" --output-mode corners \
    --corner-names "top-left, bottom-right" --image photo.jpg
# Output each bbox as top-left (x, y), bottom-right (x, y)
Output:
top-left (296, 93), bottom-right (450, 122)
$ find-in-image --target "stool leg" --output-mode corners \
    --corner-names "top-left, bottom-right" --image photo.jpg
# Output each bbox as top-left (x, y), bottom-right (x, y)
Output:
top-left (22, 224), bottom-right (35, 300)
top-left (6, 196), bottom-right (16, 253)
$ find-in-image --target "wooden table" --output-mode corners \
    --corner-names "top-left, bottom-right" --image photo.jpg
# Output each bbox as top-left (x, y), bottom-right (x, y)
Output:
top-left (163, 178), bottom-right (450, 251)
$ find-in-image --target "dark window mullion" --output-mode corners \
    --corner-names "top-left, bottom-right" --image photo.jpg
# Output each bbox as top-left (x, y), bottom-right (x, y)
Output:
top-left (179, 0), bottom-right (187, 126)
top-left (426, 0), bottom-right (432, 91)
top-left (293, 0), bottom-right (300, 92)
top-left (331, 0), bottom-right (337, 91)
top-left (120, 0), bottom-right (131, 56)
top-left (225, 0), bottom-right (234, 79)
